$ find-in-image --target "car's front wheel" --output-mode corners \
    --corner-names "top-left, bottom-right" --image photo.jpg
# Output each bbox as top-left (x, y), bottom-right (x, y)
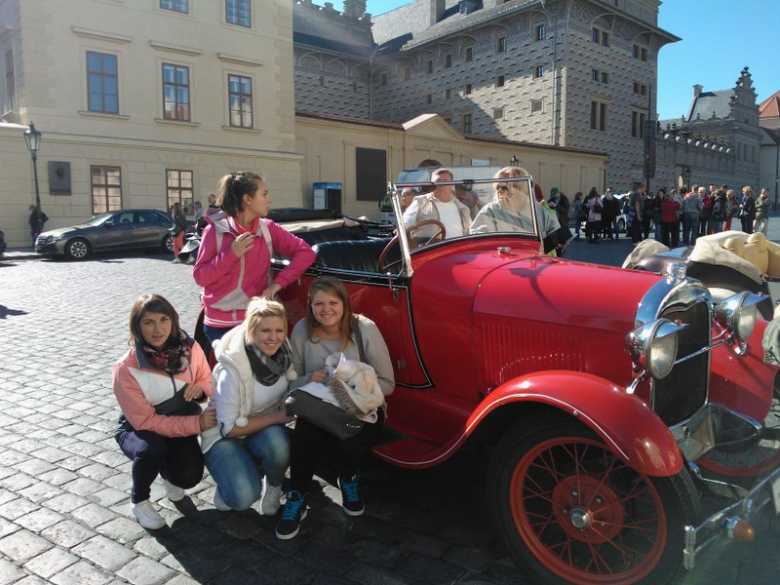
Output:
top-left (487, 415), bottom-right (699, 584)
top-left (162, 233), bottom-right (174, 253)
top-left (65, 238), bottom-right (90, 260)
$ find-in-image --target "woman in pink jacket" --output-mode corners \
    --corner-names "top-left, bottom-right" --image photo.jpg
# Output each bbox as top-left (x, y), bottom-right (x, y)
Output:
top-left (113, 294), bottom-right (216, 529)
top-left (194, 171), bottom-right (315, 344)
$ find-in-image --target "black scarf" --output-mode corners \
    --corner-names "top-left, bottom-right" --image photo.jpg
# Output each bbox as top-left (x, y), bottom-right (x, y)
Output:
top-left (137, 331), bottom-right (192, 375)
top-left (244, 342), bottom-right (291, 386)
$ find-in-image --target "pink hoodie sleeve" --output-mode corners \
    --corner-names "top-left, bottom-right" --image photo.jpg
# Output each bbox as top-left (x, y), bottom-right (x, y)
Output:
top-left (266, 220), bottom-right (316, 289)
top-left (193, 223), bottom-right (240, 288)
top-left (112, 356), bottom-right (202, 437)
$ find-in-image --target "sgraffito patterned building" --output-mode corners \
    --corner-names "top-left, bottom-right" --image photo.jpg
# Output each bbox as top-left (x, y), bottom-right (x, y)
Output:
top-left (294, 0), bottom-right (762, 192)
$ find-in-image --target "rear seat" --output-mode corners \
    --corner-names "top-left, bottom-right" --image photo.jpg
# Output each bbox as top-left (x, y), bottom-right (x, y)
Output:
top-left (312, 239), bottom-right (393, 273)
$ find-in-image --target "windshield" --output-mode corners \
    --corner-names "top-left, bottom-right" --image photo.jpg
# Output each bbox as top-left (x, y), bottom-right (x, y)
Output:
top-left (392, 166), bottom-right (547, 242)
top-left (83, 212), bottom-right (114, 227)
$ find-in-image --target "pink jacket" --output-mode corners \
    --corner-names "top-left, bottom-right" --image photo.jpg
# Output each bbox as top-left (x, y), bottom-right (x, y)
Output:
top-left (193, 213), bottom-right (315, 328)
top-left (112, 343), bottom-right (212, 437)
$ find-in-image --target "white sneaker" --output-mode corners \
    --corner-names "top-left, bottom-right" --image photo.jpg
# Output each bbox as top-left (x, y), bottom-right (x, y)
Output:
top-left (133, 500), bottom-right (166, 530)
top-left (172, 258), bottom-right (181, 264)
top-left (214, 488), bottom-right (231, 511)
top-left (163, 479), bottom-right (185, 502)
top-left (261, 482), bottom-right (283, 515)
top-left (186, 256), bottom-right (195, 265)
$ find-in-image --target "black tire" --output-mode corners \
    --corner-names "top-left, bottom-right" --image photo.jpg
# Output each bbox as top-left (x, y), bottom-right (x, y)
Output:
top-left (486, 415), bottom-right (700, 585)
top-left (162, 233), bottom-right (174, 253)
top-left (618, 218), bottom-right (626, 233)
top-left (65, 238), bottom-right (90, 260)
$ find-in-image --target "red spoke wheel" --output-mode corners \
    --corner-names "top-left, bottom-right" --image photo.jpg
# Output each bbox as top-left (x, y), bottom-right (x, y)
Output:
top-left (700, 388), bottom-right (780, 478)
top-left (487, 415), bottom-right (699, 585)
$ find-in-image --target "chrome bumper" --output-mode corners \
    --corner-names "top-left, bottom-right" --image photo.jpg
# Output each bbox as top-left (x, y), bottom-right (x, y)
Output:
top-left (683, 464), bottom-right (780, 570)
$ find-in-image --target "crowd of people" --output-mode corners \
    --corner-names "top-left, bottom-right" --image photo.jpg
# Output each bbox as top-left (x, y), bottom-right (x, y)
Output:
top-left (568, 183), bottom-right (772, 248)
top-left (113, 171), bottom-right (393, 541)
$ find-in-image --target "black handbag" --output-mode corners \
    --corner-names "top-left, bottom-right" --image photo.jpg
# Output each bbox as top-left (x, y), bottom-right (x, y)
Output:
top-left (285, 317), bottom-right (368, 440)
top-left (285, 389), bottom-right (364, 440)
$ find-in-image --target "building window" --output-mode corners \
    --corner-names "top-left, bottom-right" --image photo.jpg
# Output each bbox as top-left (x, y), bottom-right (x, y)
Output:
top-left (461, 112), bottom-right (472, 134)
top-left (496, 75), bottom-right (505, 88)
top-left (352, 81), bottom-right (357, 93)
top-left (633, 82), bottom-right (647, 96)
top-left (531, 99), bottom-right (543, 113)
top-left (163, 63), bottom-right (190, 121)
top-left (87, 52), bottom-right (119, 114)
top-left (160, 0), bottom-right (188, 13)
top-left (427, 60), bottom-right (433, 74)
top-left (167, 169), bottom-right (194, 213)
top-left (592, 27), bottom-right (610, 46)
top-left (445, 54), bottom-right (452, 68)
top-left (445, 88), bottom-right (451, 99)
top-left (533, 64), bottom-right (545, 78)
top-left (497, 37), bottom-right (506, 53)
top-left (601, 72), bottom-right (609, 83)
top-left (535, 24), bottom-right (545, 41)
top-left (464, 83), bottom-right (472, 95)
top-left (226, 0), bottom-right (250, 27)
top-left (465, 47), bottom-right (473, 62)
top-left (356, 148), bottom-right (387, 202)
top-left (590, 99), bottom-right (608, 131)
top-left (380, 73), bottom-right (387, 86)
top-left (633, 44), bottom-right (648, 61)
top-left (228, 74), bottom-right (253, 128)
top-left (91, 166), bottom-right (122, 214)
top-left (403, 67), bottom-right (411, 80)
top-left (426, 93), bottom-right (432, 104)
top-left (493, 108), bottom-right (504, 120)
top-left (631, 111), bottom-right (646, 138)
top-left (3, 50), bottom-right (14, 112)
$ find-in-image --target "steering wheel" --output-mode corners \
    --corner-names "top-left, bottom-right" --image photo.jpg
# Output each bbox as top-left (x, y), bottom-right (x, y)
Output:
top-left (378, 219), bottom-right (447, 272)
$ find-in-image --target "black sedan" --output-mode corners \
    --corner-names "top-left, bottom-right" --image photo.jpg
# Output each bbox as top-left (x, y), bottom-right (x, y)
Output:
top-left (35, 209), bottom-right (174, 260)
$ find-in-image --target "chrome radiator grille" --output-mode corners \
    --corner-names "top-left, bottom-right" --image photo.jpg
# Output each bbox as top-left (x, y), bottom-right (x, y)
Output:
top-left (652, 301), bottom-right (710, 426)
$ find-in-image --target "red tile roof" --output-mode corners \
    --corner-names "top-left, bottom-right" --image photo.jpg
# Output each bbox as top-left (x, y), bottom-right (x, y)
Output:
top-left (759, 90), bottom-right (780, 118)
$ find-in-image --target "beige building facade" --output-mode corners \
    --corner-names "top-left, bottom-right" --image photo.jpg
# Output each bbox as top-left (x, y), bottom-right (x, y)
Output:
top-left (0, 0), bottom-right (299, 247)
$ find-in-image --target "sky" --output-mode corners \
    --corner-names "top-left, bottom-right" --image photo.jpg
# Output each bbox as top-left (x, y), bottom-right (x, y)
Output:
top-left (334, 0), bottom-right (779, 120)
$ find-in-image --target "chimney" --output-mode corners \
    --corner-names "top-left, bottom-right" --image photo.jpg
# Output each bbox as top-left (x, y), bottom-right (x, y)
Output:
top-left (430, 0), bottom-right (445, 25)
top-left (693, 84), bottom-right (703, 98)
top-left (343, 0), bottom-right (366, 18)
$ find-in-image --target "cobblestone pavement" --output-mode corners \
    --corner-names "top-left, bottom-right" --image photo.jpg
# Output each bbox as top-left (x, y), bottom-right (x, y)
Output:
top-left (1, 251), bottom-right (779, 584)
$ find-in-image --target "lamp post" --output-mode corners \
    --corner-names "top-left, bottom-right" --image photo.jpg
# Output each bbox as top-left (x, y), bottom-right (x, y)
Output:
top-left (24, 121), bottom-right (43, 239)
top-left (509, 154), bottom-right (518, 166)
top-left (683, 166), bottom-right (692, 190)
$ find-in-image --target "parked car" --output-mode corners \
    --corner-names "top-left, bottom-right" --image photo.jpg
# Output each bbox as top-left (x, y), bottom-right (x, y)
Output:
top-left (35, 209), bottom-right (174, 260)
top-left (0, 229), bottom-right (6, 257)
top-left (257, 167), bottom-right (780, 584)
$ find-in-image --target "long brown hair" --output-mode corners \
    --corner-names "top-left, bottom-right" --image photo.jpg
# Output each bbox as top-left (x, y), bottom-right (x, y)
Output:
top-left (216, 171), bottom-right (263, 218)
top-left (305, 277), bottom-right (355, 351)
top-left (128, 293), bottom-right (181, 345)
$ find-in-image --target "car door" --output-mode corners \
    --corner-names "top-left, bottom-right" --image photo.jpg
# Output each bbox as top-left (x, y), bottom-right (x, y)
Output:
top-left (96, 211), bottom-right (136, 251)
top-left (134, 211), bottom-right (165, 248)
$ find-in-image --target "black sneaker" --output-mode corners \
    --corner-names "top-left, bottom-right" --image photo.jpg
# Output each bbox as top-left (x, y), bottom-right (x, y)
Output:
top-left (275, 491), bottom-right (307, 540)
top-left (338, 473), bottom-right (364, 516)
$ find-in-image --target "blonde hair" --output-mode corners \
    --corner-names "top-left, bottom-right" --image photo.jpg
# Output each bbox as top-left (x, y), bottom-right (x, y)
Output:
top-left (743, 186), bottom-right (754, 197)
top-left (493, 165), bottom-right (531, 201)
top-left (243, 298), bottom-right (288, 345)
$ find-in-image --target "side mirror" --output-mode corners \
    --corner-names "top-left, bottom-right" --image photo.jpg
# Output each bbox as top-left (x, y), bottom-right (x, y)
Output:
top-left (105, 220), bottom-right (114, 228)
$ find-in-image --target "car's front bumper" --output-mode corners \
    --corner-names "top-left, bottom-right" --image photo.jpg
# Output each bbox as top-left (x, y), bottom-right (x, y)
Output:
top-left (35, 238), bottom-right (65, 255)
top-left (683, 464), bottom-right (780, 570)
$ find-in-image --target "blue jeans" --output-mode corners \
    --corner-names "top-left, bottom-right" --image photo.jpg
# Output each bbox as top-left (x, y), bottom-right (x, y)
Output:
top-left (204, 425), bottom-right (290, 510)
top-left (682, 214), bottom-right (699, 246)
top-left (204, 324), bottom-right (232, 345)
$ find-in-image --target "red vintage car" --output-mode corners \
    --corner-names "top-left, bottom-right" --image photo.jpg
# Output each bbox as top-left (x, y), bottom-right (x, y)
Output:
top-left (273, 168), bottom-right (780, 584)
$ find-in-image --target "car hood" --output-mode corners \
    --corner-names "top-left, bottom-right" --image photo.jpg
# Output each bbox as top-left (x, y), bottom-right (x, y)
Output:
top-left (40, 226), bottom-right (83, 238)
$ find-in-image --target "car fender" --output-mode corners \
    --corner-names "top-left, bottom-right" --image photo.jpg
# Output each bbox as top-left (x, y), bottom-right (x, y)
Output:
top-left (377, 370), bottom-right (683, 476)
top-left (479, 370), bottom-right (683, 476)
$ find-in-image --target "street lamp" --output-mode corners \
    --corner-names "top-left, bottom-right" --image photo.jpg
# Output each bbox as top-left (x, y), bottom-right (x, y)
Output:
top-left (509, 155), bottom-right (518, 166)
top-left (683, 166), bottom-right (692, 189)
top-left (24, 121), bottom-right (43, 239)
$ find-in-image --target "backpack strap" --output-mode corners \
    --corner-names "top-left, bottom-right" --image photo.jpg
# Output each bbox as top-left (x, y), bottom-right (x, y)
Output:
top-left (257, 220), bottom-right (274, 287)
top-left (352, 316), bottom-right (367, 363)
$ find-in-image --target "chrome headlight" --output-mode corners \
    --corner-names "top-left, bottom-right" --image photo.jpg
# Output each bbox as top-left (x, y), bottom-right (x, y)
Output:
top-left (714, 292), bottom-right (761, 342)
top-left (625, 319), bottom-right (686, 380)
